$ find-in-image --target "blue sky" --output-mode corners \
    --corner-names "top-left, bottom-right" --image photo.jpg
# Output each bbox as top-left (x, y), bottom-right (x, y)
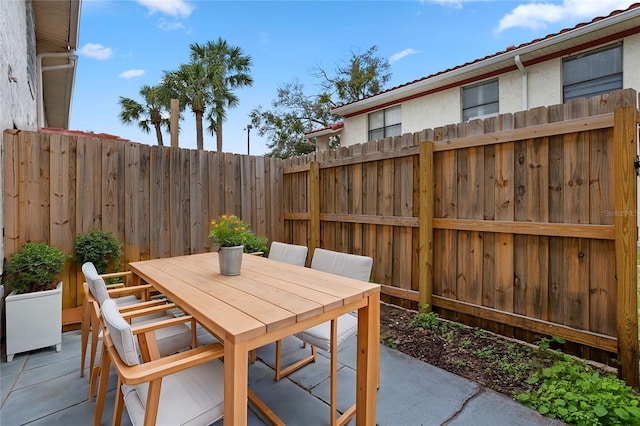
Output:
top-left (71, 0), bottom-right (637, 155)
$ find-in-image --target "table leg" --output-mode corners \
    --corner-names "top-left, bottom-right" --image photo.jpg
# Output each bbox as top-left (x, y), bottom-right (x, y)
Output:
top-left (224, 340), bottom-right (248, 425)
top-left (356, 292), bottom-right (380, 425)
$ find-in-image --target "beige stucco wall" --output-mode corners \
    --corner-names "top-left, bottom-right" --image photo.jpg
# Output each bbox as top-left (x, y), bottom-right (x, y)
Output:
top-left (341, 34), bottom-right (640, 148)
top-left (1, 1), bottom-right (37, 133)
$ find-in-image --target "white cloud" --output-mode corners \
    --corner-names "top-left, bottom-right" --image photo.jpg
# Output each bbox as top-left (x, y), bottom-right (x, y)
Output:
top-left (77, 43), bottom-right (113, 60)
top-left (429, 0), bottom-right (463, 9)
top-left (136, 0), bottom-right (193, 18)
top-left (390, 48), bottom-right (419, 63)
top-left (496, 0), bottom-right (637, 33)
top-left (158, 19), bottom-right (186, 31)
top-left (119, 69), bottom-right (145, 79)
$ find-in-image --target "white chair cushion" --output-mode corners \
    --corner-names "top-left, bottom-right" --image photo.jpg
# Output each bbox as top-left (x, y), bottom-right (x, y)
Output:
top-left (101, 299), bottom-right (140, 366)
top-left (268, 242), bottom-right (308, 267)
top-left (311, 248), bottom-right (373, 282)
top-left (122, 359), bottom-right (225, 426)
top-left (83, 261), bottom-right (140, 307)
top-left (294, 313), bottom-right (358, 352)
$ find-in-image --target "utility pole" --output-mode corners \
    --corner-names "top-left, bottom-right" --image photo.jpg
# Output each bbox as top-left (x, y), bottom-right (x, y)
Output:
top-left (245, 124), bottom-right (252, 155)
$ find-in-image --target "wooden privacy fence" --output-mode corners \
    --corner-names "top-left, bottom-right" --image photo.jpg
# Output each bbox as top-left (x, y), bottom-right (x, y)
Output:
top-left (3, 129), bottom-right (284, 322)
top-left (282, 89), bottom-right (639, 386)
top-left (2, 89), bottom-right (639, 386)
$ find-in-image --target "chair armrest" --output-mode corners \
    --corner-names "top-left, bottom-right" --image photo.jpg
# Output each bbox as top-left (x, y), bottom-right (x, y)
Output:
top-left (113, 342), bottom-right (224, 385)
top-left (100, 271), bottom-right (132, 280)
top-left (117, 299), bottom-right (168, 314)
top-left (106, 283), bottom-right (126, 289)
top-left (120, 302), bottom-right (179, 320)
top-left (107, 284), bottom-right (154, 298)
top-left (129, 314), bottom-right (194, 335)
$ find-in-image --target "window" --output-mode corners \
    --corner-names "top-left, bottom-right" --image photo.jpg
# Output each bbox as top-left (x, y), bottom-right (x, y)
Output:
top-left (462, 79), bottom-right (499, 121)
top-left (368, 105), bottom-right (401, 141)
top-left (563, 44), bottom-right (622, 102)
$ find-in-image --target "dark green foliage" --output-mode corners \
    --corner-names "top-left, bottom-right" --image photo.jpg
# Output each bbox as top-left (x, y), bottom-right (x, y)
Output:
top-left (4, 242), bottom-right (66, 294)
top-left (410, 306), bottom-right (443, 332)
top-left (242, 233), bottom-right (269, 255)
top-left (74, 231), bottom-right (122, 274)
top-left (517, 357), bottom-right (640, 425)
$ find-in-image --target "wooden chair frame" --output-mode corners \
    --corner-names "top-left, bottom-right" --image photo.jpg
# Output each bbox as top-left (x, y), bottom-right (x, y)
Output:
top-left (82, 281), bottom-right (175, 401)
top-left (93, 302), bottom-right (217, 426)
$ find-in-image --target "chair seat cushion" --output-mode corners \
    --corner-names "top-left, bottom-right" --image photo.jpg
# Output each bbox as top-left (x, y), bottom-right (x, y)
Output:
top-left (114, 295), bottom-right (140, 306)
top-left (122, 358), bottom-right (225, 426)
top-left (294, 313), bottom-right (357, 352)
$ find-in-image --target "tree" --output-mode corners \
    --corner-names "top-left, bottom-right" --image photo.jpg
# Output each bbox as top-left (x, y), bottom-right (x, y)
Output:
top-left (250, 45), bottom-right (391, 158)
top-left (161, 60), bottom-right (211, 150)
top-left (118, 85), bottom-right (171, 146)
top-left (193, 38), bottom-right (253, 152)
top-left (249, 81), bottom-right (334, 158)
top-left (314, 45), bottom-right (391, 105)
top-left (163, 39), bottom-right (253, 151)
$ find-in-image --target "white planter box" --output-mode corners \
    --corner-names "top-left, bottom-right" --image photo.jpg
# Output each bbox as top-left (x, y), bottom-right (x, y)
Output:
top-left (5, 281), bottom-right (62, 362)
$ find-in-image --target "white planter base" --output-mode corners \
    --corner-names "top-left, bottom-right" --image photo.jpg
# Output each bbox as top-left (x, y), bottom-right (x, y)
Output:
top-left (5, 282), bottom-right (62, 362)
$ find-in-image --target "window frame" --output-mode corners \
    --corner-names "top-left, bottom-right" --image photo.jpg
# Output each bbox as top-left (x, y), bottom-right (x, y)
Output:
top-left (368, 105), bottom-right (401, 141)
top-left (562, 43), bottom-right (623, 102)
top-left (461, 78), bottom-right (499, 122)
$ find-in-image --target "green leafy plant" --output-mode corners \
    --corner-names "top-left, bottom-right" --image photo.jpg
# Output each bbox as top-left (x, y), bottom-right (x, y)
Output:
top-left (410, 305), bottom-right (443, 332)
top-left (74, 230), bottom-right (122, 274)
top-left (4, 242), bottom-right (67, 294)
top-left (208, 215), bottom-right (267, 253)
top-left (517, 357), bottom-right (640, 425)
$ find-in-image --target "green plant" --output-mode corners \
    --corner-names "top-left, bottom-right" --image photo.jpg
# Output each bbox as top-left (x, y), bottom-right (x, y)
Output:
top-left (4, 242), bottom-right (66, 294)
top-left (208, 215), bottom-right (267, 253)
top-left (410, 306), bottom-right (442, 332)
top-left (517, 358), bottom-right (640, 425)
top-left (74, 230), bottom-right (122, 274)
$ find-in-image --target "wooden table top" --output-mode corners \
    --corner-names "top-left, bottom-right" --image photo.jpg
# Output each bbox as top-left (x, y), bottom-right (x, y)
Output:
top-left (129, 252), bottom-right (380, 345)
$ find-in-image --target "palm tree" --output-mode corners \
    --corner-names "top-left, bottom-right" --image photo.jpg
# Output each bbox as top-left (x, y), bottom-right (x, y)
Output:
top-left (118, 85), bottom-right (170, 146)
top-left (191, 38), bottom-right (253, 152)
top-left (161, 62), bottom-right (211, 150)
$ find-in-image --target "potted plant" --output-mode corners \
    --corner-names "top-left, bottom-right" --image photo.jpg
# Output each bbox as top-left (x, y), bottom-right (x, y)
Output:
top-left (208, 215), bottom-right (268, 275)
top-left (4, 241), bottom-right (67, 361)
top-left (74, 230), bottom-right (122, 284)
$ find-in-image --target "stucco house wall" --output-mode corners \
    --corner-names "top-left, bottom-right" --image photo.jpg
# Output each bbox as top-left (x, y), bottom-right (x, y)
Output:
top-left (339, 32), bottom-right (640, 148)
top-left (1, 0), bottom-right (38, 134)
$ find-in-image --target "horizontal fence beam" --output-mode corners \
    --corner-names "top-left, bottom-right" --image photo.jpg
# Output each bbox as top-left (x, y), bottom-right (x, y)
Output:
top-left (432, 296), bottom-right (618, 353)
top-left (284, 214), bottom-right (615, 240)
top-left (431, 113), bottom-right (614, 152)
top-left (379, 285), bottom-right (617, 353)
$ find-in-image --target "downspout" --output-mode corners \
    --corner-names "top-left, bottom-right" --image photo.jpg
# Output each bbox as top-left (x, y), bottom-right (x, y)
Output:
top-left (514, 54), bottom-right (528, 111)
top-left (36, 52), bottom-right (77, 128)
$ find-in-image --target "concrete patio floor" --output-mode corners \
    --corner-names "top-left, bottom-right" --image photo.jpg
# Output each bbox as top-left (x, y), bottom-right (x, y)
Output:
top-left (1, 328), bottom-right (564, 425)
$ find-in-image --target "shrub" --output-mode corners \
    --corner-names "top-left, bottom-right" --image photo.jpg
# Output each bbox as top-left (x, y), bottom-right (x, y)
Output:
top-left (4, 242), bottom-right (66, 294)
top-left (74, 230), bottom-right (122, 274)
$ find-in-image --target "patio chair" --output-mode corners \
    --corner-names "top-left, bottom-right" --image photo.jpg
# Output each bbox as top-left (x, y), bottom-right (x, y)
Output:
top-left (93, 298), bottom-right (225, 426)
top-left (82, 262), bottom-right (195, 401)
top-left (80, 262), bottom-right (160, 379)
top-left (274, 248), bottom-right (373, 426)
top-left (268, 241), bottom-right (308, 267)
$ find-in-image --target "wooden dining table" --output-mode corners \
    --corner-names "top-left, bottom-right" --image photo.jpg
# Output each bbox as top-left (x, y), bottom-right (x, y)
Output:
top-left (128, 252), bottom-right (381, 425)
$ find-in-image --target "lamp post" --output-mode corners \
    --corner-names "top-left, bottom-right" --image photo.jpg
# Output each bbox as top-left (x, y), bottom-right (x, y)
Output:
top-left (245, 124), bottom-right (252, 155)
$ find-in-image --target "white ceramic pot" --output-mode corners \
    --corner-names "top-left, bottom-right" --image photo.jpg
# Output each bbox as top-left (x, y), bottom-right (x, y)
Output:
top-left (5, 281), bottom-right (62, 362)
top-left (218, 246), bottom-right (243, 276)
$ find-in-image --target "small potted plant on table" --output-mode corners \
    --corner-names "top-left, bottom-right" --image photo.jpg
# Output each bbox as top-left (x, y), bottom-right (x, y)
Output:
top-left (209, 215), bottom-right (268, 276)
top-left (4, 241), bottom-right (67, 362)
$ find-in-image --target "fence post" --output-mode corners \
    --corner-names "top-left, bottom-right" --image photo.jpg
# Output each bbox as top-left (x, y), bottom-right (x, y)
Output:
top-left (613, 105), bottom-right (639, 388)
top-left (419, 141), bottom-right (434, 312)
top-left (309, 161), bottom-right (321, 260)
